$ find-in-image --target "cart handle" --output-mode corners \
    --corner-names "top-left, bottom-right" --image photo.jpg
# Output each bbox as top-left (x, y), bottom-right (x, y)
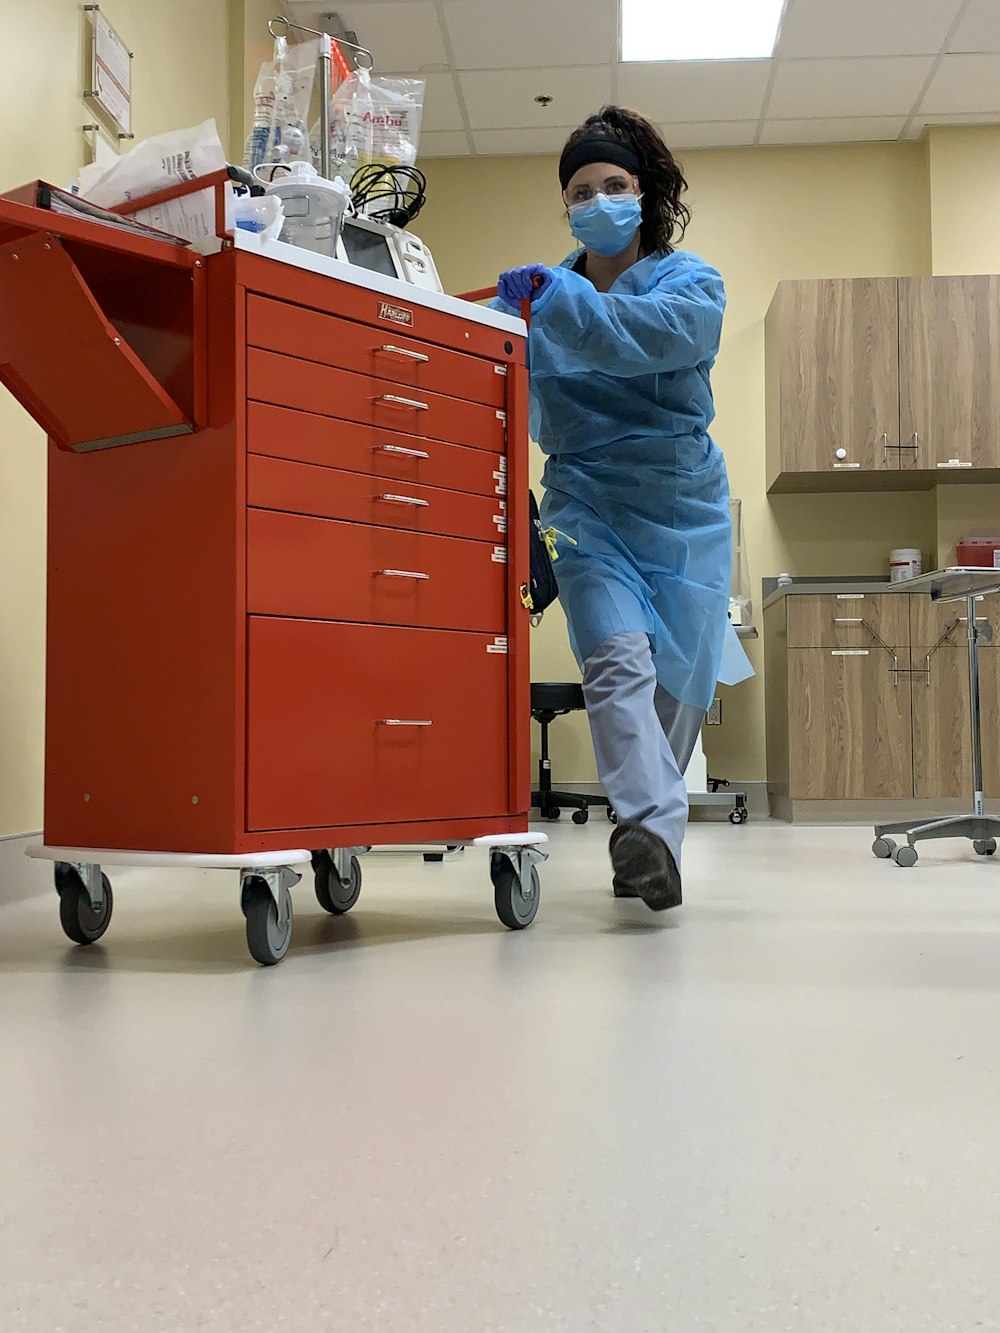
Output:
top-left (456, 279), bottom-right (540, 325)
top-left (108, 168), bottom-right (233, 242)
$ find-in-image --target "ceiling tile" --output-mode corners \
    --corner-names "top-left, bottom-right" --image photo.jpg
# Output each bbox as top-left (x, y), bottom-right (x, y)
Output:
top-left (920, 53), bottom-right (1000, 113)
top-left (949, 0), bottom-right (1000, 53)
top-left (767, 56), bottom-right (934, 118)
top-left (661, 121), bottom-right (759, 149)
top-left (778, 0), bottom-right (964, 58)
top-left (420, 72), bottom-right (467, 132)
top-left (760, 116), bottom-right (906, 144)
top-left (618, 61), bottom-right (771, 123)
top-left (443, 0), bottom-right (616, 70)
top-left (334, 2), bottom-right (449, 71)
top-left (459, 66), bottom-right (613, 130)
top-left (472, 126), bottom-right (579, 155)
top-left (418, 130), bottom-right (472, 157)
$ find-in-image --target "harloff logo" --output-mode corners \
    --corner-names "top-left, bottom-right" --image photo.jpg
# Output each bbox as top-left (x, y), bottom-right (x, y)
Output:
top-left (378, 300), bottom-right (414, 328)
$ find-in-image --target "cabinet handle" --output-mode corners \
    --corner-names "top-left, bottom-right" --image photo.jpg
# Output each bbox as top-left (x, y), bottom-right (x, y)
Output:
top-left (378, 345), bottom-right (430, 363)
top-left (376, 444), bottom-right (430, 460)
top-left (912, 432), bottom-right (920, 457)
top-left (831, 649), bottom-right (869, 656)
top-left (882, 432), bottom-right (888, 464)
top-left (834, 617), bottom-right (864, 624)
top-left (376, 493), bottom-right (429, 507)
top-left (375, 569), bottom-right (430, 581)
top-left (377, 394), bottom-right (429, 411)
top-left (937, 459), bottom-right (972, 469)
top-left (377, 719), bottom-right (433, 727)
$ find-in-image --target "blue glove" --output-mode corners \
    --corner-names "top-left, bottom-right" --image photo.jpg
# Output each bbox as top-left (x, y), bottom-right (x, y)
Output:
top-left (498, 264), bottom-right (553, 306)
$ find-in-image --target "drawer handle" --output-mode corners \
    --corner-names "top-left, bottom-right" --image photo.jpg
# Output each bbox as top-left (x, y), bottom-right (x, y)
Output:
top-left (834, 618), bottom-right (864, 624)
top-left (377, 444), bottom-right (430, 460)
top-left (378, 345), bottom-right (430, 364)
top-left (375, 569), bottom-right (430, 581)
top-left (376, 493), bottom-right (429, 508)
top-left (831, 650), bottom-right (869, 656)
top-left (377, 394), bottom-right (429, 411)
top-left (378, 719), bottom-right (433, 727)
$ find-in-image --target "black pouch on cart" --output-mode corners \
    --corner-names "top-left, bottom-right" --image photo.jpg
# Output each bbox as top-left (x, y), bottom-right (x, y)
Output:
top-left (521, 490), bottom-right (559, 621)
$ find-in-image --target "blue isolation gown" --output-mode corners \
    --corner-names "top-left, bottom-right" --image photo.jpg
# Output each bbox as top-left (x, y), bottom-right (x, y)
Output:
top-left (496, 249), bottom-right (748, 711)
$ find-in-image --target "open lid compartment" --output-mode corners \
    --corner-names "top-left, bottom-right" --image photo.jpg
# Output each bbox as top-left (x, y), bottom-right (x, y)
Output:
top-left (0, 186), bottom-right (207, 452)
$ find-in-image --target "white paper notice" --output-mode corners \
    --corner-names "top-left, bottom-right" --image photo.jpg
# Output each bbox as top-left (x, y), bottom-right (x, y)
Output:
top-left (93, 11), bottom-right (132, 135)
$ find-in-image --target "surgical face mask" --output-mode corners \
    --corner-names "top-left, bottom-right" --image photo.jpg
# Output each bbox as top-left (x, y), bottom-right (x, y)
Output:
top-left (567, 192), bottom-right (643, 257)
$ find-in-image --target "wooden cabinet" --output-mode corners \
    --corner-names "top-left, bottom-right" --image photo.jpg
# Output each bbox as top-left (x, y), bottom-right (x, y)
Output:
top-left (767, 591), bottom-right (999, 814)
top-left (765, 279), bottom-right (899, 485)
top-left (898, 276), bottom-right (1000, 472)
top-left (787, 648), bottom-right (912, 799)
top-left (766, 276), bottom-right (1000, 492)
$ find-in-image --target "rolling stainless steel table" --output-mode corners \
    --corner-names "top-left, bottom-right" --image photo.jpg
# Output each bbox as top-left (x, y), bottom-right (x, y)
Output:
top-left (873, 567), bottom-right (1000, 867)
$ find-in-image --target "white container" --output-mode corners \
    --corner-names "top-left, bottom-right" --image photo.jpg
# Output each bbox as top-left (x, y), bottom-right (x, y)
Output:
top-left (266, 162), bottom-right (352, 257)
top-left (889, 548), bottom-right (922, 583)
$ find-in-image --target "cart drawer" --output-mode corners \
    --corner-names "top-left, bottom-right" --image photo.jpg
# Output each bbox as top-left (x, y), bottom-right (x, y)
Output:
top-left (248, 348), bottom-right (506, 452)
top-left (247, 295), bottom-right (507, 409)
top-left (247, 509), bottom-right (507, 631)
top-left (247, 401), bottom-right (506, 499)
top-left (246, 618), bottom-right (510, 830)
top-left (786, 594), bottom-right (909, 649)
top-left (248, 454), bottom-right (506, 545)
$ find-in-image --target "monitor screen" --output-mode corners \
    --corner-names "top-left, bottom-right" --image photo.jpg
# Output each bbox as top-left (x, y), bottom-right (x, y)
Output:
top-left (342, 222), bottom-right (397, 279)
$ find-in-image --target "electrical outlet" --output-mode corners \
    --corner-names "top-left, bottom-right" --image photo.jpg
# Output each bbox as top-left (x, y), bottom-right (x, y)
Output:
top-left (706, 698), bottom-right (723, 726)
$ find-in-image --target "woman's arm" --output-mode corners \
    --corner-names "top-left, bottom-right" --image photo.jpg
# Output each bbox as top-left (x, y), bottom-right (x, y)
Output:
top-left (530, 258), bottom-right (725, 377)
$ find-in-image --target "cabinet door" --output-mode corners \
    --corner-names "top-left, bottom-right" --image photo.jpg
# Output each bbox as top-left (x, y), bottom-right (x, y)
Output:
top-left (787, 648), bottom-right (912, 799)
top-left (911, 644), bottom-right (1000, 799)
top-left (767, 279), bottom-right (899, 482)
top-left (898, 276), bottom-right (1000, 471)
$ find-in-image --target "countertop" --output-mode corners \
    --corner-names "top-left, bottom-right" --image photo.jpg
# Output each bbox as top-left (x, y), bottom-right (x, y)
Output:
top-left (763, 569), bottom-right (1000, 611)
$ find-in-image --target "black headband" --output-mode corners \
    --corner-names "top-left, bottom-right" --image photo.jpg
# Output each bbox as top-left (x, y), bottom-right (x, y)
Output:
top-left (559, 137), bottom-right (641, 191)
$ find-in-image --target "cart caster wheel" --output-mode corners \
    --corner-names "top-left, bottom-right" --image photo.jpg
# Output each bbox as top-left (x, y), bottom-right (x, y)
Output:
top-left (243, 878), bottom-right (293, 965)
top-left (607, 808), bottom-right (618, 824)
top-left (872, 836), bottom-right (897, 859)
top-left (56, 867), bottom-right (113, 945)
top-left (894, 845), bottom-right (918, 869)
top-left (313, 852), bottom-right (362, 913)
top-left (729, 806), bottom-right (749, 825)
top-left (572, 809), bottom-right (589, 826)
top-left (973, 839), bottom-right (997, 856)
top-left (491, 854), bottom-right (540, 930)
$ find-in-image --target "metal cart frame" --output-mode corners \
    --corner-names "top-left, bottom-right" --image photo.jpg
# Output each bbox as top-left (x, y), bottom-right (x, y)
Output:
top-left (872, 568), bottom-right (1000, 868)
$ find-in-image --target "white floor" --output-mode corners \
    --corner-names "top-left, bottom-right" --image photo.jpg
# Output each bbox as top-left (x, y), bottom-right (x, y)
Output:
top-left (2, 821), bottom-right (1000, 1331)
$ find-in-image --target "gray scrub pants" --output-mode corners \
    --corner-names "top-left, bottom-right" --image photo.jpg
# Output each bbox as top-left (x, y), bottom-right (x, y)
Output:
top-left (582, 632), bottom-right (705, 865)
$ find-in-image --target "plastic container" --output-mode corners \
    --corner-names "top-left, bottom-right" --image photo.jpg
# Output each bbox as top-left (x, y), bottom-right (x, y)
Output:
top-left (265, 163), bottom-right (352, 257)
top-left (956, 537), bottom-right (1000, 569)
top-left (889, 548), bottom-right (922, 582)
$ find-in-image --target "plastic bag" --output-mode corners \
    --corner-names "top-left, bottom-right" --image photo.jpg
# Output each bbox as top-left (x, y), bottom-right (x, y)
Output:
top-left (234, 193), bottom-right (285, 243)
top-left (245, 36), bottom-right (319, 175)
top-left (76, 118), bottom-right (230, 251)
top-left (323, 68), bottom-right (425, 177)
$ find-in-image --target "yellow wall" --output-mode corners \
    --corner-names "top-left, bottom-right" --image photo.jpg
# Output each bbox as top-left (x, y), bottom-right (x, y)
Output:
top-left (928, 127), bottom-right (1000, 276)
top-left (417, 142), bottom-right (933, 781)
top-left (0, 0), bottom-right (231, 836)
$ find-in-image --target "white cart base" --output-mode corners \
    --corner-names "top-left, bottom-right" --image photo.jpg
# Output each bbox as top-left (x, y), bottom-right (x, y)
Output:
top-left (26, 833), bottom-right (549, 967)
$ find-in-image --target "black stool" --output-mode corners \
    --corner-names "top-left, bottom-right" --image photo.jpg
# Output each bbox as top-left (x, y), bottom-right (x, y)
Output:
top-left (531, 682), bottom-right (614, 825)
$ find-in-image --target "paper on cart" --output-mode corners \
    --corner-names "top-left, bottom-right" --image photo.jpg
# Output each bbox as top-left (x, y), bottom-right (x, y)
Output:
top-left (77, 119), bottom-right (231, 252)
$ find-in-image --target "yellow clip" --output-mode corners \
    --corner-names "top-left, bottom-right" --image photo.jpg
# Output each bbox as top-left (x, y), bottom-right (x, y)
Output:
top-left (543, 527), bottom-right (577, 563)
top-left (520, 582), bottom-right (534, 611)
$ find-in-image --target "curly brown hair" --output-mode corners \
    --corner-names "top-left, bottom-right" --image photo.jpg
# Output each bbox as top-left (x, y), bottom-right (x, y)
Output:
top-left (560, 106), bottom-right (691, 255)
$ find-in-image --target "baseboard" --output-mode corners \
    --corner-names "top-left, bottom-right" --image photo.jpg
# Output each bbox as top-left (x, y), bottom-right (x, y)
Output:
top-left (550, 781), bottom-right (770, 821)
top-left (767, 794), bottom-right (1000, 825)
top-left (0, 831), bottom-right (49, 906)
